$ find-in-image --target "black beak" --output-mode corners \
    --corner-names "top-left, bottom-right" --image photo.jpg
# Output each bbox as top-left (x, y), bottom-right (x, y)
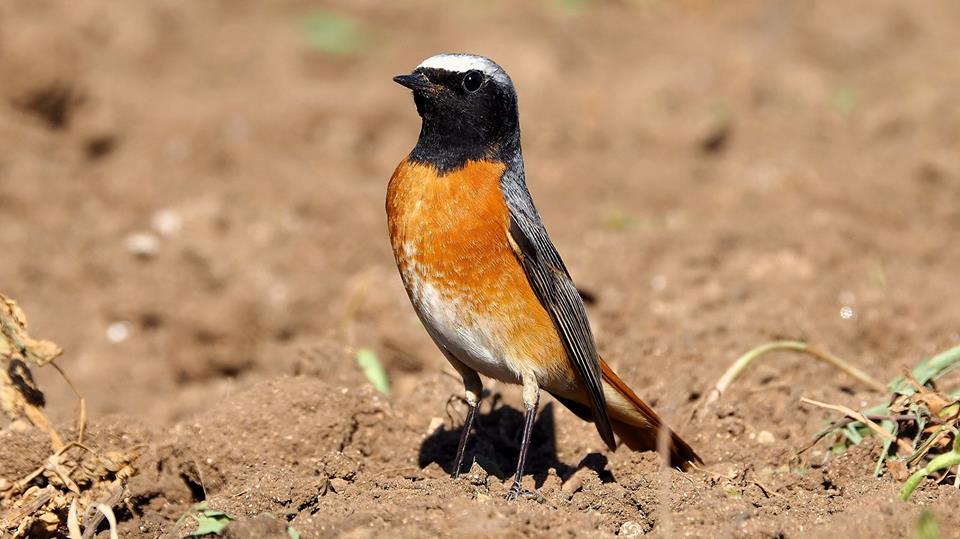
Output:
top-left (393, 72), bottom-right (435, 92)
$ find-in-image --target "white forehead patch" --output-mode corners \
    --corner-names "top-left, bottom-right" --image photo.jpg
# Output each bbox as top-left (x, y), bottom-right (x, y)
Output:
top-left (416, 54), bottom-right (511, 86)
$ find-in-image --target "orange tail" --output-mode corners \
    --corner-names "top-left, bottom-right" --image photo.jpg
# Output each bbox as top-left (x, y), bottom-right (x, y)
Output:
top-left (600, 359), bottom-right (702, 470)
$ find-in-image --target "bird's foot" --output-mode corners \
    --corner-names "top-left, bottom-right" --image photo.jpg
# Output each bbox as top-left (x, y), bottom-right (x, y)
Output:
top-left (504, 482), bottom-right (544, 503)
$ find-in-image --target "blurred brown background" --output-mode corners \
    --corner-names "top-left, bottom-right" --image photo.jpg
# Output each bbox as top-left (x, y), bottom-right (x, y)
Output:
top-left (1, 0), bottom-right (958, 536)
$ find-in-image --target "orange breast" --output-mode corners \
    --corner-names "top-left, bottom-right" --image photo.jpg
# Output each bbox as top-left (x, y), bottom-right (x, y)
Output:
top-left (386, 159), bottom-right (569, 383)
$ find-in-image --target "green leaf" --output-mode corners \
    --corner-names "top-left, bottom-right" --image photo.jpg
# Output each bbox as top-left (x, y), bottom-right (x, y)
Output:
top-left (288, 526), bottom-right (302, 539)
top-left (913, 346), bottom-right (960, 385)
top-left (873, 419), bottom-right (897, 477)
top-left (190, 510), bottom-right (235, 537)
top-left (915, 510), bottom-right (940, 539)
top-left (552, 0), bottom-right (591, 14)
top-left (300, 10), bottom-right (364, 54)
top-left (603, 208), bottom-right (638, 231)
top-left (356, 348), bottom-right (390, 395)
top-left (832, 86), bottom-right (858, 114)
top-left (890, 345), bottom-right (960, 395)
top-left (861, 402), bottom-right (891, 417)
top-left (900, 448), bottom-right (960, 500)
top-left (175, 502), bottom-right (208, 527)
top-left (841, 423), bottom-right (864, 445)
top-left (941, 401), bottom-right (959, 419)
top-left (723, 488), bottom-right (741, 498)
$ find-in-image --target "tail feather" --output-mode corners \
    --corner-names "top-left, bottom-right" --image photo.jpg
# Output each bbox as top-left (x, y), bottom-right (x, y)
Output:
top-left (600, 359), bottom-right (702, 470)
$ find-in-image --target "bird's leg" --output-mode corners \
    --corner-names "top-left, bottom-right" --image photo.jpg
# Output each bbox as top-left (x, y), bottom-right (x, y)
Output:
top-left (450, 364), bottom-right (482, 478)
top-left (506, 373), bottom-right (540, 501)
top-left (452, 395), bottom-right (478, 478)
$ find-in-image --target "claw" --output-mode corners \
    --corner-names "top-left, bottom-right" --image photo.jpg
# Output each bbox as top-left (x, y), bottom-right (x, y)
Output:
top-left (504, 482), bottom-right (543, 503)
top-left (505, 482), bottom-right (522, 501)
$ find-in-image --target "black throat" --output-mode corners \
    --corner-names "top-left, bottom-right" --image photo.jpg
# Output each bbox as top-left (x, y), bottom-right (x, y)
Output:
top-left (408, 122), bottom-right (519, 174)
top-left (407, 78), bottom-right (521, 174)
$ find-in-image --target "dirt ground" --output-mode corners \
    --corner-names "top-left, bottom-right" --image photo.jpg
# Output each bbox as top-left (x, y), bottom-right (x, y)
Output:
top-left (2, 0), bottom-right (960, 537)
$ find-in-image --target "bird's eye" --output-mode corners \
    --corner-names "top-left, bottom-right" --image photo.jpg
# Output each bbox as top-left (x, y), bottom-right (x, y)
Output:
top-left (462, 70), bottom-right (484, 93)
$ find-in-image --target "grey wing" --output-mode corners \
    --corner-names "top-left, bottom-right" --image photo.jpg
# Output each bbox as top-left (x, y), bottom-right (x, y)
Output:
top-left (502, 171), bottom-right (616, 450)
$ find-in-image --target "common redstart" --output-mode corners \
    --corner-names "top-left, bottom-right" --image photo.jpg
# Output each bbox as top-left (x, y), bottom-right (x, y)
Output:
top-left (388, 54), bottom-right (701, 500)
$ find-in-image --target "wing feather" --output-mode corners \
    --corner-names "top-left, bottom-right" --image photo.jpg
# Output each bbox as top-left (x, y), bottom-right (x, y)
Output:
top-left (507, 213), bottom-right (616, 449)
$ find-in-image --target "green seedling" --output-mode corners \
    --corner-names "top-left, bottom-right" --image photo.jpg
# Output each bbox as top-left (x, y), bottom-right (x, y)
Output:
top-left (356, 348), bottom-right (390, 395)
top-left (174, 502), bottom-right (236, 537)
top-left (914, 510), bottom-right (940, 539)
top-left (552, 0), bottom-right (590, 14)
top-left (832, 86), bottom-right (858, 114)
top-left (705, 338), bottom-right (960, 500)
top-left (901, 435), bottom-right (960, 500)
top-left (790, 345), bottom-right (960, 500)
top-left (300, 10), bottom-right (365, 54)
top-left (890, 346), bottom-right (960, 396)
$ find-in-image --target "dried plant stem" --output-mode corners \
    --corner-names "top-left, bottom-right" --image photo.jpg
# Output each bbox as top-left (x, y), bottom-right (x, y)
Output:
top-left (696, 341), bottom-right (885, 419)
top-left (67, 500), bottom-right (82, 539)
top-left (81, 484), bottom-right (126, 539)
top-left (906, 425), bottom-right (954, 467)
top-left (800, 397), bottom-right (914, 454)
top-left (1, 294), bottom-right (68, 451)
top-left (24, 405), bottom-right (65, 451)
top-left (49, 360), bottom-right (86, 444)
top-left (0, 488), bottom-right (53, 532)
top-left (94, 504), bottom-right (119, 539)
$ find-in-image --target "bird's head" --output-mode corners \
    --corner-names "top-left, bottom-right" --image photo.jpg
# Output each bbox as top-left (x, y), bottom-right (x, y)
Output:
top-left (394, 53), bottom-right (520, 168)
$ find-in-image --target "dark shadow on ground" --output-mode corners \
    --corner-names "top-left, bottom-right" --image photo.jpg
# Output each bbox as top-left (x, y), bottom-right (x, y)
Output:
top-left (418, 393), bottom-right (615, 488)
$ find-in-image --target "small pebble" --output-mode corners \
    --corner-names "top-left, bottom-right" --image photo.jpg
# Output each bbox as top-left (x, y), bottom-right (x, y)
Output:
top-left (151, 209), bottom-right (183, 237)
top-left (125, 232), bottom-right (160, 258)
top-left (106, 322), bottom-right (131, 344)
top-left (757, 430), bottom-right (775, 444)
top-left (620, 521), bottom-right (645, 537)
top-left (650, 275), bottom-right (667, 291)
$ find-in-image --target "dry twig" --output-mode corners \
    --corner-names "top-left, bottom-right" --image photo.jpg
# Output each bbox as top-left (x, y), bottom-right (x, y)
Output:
top-left (1, 293), bottom-right (143, 537)
top-left (800, 397), bottom-right (914, 455)
top-left (692, 341), bottom-right (885, 422)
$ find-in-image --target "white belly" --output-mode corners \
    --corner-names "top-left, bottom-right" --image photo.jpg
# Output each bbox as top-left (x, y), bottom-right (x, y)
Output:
top-left (406, 272), bottom-right (520, 383)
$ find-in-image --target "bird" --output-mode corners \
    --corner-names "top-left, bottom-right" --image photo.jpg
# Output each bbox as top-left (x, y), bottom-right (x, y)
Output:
top-left (387, 53), bottom-right (701, 500)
